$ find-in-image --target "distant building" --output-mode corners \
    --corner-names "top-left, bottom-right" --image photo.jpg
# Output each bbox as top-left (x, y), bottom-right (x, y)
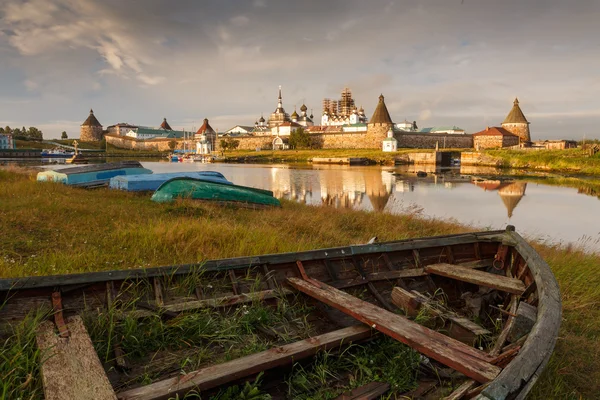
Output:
top-left (195, 118), bottom-right (217, 153)
top-left (502, 98), bottom-right (531, 142)
top-left (268, 86), bottom-right (292, 128)
top-left (419, 126), bottom-right (465, 134)
top-left (126, 127), bottom-right (186, 140)
top-left (106, 123), bottom-right (138, 136)
top-left (321, 88), bottom-right (367, 126)
top-left (224, 125), bottom-right (255, 135)
top-left (160, 118), bottom-right (173, 130)
top-left (273, 121), bottom-right (303, 136)
top-left (472, 126), bottom-right (519, 149)
top-left (291, 104), bottom-right (314, 127)
top-left (0, 133), bottom-right (15, 149)
top-left (532, 140), bottom-right (577, 150)
top-left (395, 120), bottom-right (417, 132)
top-left (382, 128), bottom-right (398, 152)
top-left (80, 109), bottom-right (104, 141)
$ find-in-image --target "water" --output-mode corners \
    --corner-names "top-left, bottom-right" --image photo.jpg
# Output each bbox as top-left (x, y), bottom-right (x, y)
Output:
top-left (142, 161), bottom-right (600, 252)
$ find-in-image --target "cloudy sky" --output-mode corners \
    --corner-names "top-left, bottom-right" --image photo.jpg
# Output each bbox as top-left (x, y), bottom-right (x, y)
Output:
top-left (0, 0), bottom-right (599, 139)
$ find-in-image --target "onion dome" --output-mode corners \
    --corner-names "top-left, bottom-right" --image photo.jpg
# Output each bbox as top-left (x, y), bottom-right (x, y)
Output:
top-left (300, 104), bottom-right (308, 112)
top-left (291, 109), bottom-right (299, 119)
top-left (82, 109), bottom-right (102, 127)
top-left (259, 115), bottom-right (265, 123)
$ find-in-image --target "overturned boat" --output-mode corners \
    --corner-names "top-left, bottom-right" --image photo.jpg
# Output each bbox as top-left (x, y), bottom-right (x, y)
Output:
top-left (0, 227), bottom-right (560, 400)
top-left (37, 161), bottom-right (152, 187)
top-left (109, 171), bottom-right (231, 192)
top-left (151, 176), bottom-right (281, 207)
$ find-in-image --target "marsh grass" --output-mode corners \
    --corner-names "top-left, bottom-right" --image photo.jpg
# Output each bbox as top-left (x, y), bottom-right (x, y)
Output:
top-left (484, 149), bottom-right (600, 175)
top-left (1, 169), bottom-right (600, 398)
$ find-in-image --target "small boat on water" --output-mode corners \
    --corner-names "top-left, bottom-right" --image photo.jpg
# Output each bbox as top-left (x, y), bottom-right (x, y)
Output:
top-left (65, 153), bottom-right (89, 164)
top-left (37, 161), bottom-right (152, 187)
top-left (0, 227), bottom-right (560, 399)
top-left (41, 149), bottom-right (75, 158)
top-left (109, 171), bottom-right (231, 192)
top-left (151, 176), bottom-right (281, 207)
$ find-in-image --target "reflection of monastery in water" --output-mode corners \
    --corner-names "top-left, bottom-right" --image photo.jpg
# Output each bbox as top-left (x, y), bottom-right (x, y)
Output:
top-left (319, 169), bottom-right (365, 209)
top-left (472, 180), bottom-right (527, 218)
top-left (270, 168), bottom-right (313, 203)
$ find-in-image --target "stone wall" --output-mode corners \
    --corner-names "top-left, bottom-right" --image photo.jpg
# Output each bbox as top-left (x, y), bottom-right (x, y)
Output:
top-left (230, 135), bottom-right (274, 151)
top-left (461, 152), bottom-right (505, 167)
top-left (501, 122), bottom-right (530, 142)
top-left (105, 135), bottom-right (183, 151)
top-left (395, 133), bottom-right (473, 149)
top-left (474, 135), bottom-right (520, 150)
top-left (80, 126), bottom-right (103, 141)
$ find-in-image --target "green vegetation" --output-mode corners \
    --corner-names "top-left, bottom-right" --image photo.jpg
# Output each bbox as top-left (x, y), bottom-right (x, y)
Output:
top-left (219, 148), bottom-right (463, 165)
top-left (483, 148), bottom-right (600, 175)
top-left (288, 128), bottom-right (311, 149)
top-left (220, 138), bottom-right (240, 151)
top-left (0, 168), bottom-right (599, 399)
top-left (1, 125), bottom-right (44, 140)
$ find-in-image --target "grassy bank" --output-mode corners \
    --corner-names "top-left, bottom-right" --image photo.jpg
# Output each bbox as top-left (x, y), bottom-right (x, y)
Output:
top-left (482, 149), bottom-right (600, 175)
top-left (0, 168), bottom-right (598, 399)
top-left (219, 148), bottom-right (464, 165)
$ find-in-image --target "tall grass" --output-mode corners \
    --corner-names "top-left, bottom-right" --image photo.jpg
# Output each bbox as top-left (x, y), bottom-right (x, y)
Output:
top-left (484, 149), bottom-right (600, 175)
top-left (1, 169), bottom-right (600, 398)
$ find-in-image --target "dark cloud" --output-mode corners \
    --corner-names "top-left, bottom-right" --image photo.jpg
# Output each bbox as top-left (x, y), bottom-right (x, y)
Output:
top-left (0, 0), bottom-right (599, 138)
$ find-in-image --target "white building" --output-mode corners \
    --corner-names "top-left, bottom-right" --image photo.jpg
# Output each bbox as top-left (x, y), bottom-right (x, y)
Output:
top-left (272, 121), bottom-right (303, 136)
top-left (420, 126), bottom-right (466, 135)
top-left (125, 127), bottom-right (186, 140)
top-left (395, 120), bottom-right (417, 132)
top-left (224, 125), bottom-right (254, 135)
top-left (0, 133), bottom-right (15, 149)
top-left (382, 128), bottom-right (398, 152)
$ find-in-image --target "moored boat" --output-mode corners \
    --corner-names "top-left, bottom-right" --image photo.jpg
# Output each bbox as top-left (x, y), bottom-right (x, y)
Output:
top-left (37, 161), bottom-right (152, 187)
top-left (151, 176), bottom-right (281, 207)
top-left (41, 149), bottom-right (75, 158)
top-left (0, 227), bottom-right (560, 400)
top-left (109, 171), bottom-right (231, 192)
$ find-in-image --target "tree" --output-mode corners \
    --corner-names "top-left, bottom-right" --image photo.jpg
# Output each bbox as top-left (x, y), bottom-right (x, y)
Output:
top-left (0, 127), bottom-right (4, 134)
top-left (289, 128), bottom-right (310, 149)
top-left (27, 127), bottom-right (43, 140)
top-left (227, 139), bottom-right (240, 150)
top-left (168, 140), bottom-right (177, 150)
top-left (4, 126), bottom-right (11, 134)
top-left (220, 139), bottom-right (229, 151)
top-left (61, 131), bottom-right (68, 139)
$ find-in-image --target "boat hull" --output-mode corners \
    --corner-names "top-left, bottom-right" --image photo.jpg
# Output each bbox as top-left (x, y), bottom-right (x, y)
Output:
top-left (37, 161), bottom-right (152, 186)
top-left (109, 171), bottom-right (231, 191)
top-left (151, 177), bottom-right (281, 207)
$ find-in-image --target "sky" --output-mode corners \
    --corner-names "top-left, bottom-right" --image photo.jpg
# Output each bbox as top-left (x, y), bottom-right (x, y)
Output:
top-left (0, 0), bottom-right (599, 139)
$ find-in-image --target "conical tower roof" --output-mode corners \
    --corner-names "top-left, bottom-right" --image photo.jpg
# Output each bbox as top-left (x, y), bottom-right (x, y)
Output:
top-left (160, 118), bottom-right (173, 130)
top-left (370, 94), bottom-right (393, 124)
top-left (196, 118), bottom-right (216, 135)
top-left (498, 182), bottom-right (527, 218)
top-left (503, 98), bottom-right (529, 124)
top-left (82, 109), bottom-right (102, 127)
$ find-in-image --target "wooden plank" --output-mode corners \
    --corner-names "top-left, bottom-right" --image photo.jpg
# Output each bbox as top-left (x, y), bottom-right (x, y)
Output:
top-left (288, 278), bottom-right (500, 383)
top-left (444, 380), bottom-right (476, 400)
top-left (37, 315), bottom-right (117, 400)
top-left (153, 278), bottom-right (164, 307)
top-left (117, 325), bottom-right (373, 400)
top-left (490, 295), bottom-right (519, 356)
top-left (163, 289), bottom-right (292, 313)
top-left (228, 270), bottom-right (240, 295)
top-left (391, 286), bottom-right (422, 317)
top-left (425, 263), bottom-right (526, 295)
top-left (334, 382), bottom-right (390, 399)
top-left (51, 291), bottom-right (69, 338)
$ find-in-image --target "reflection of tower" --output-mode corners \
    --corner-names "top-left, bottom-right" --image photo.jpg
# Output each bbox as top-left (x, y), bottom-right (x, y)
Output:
top-left (498, 182), bottom-right (527, 218)
top-left (319, 169), bottom-right (365, 209)
top-left (363, 170), bottom-right (392, 212)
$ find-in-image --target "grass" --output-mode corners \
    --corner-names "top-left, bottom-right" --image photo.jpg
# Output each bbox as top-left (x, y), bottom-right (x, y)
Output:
top-left (0, 167), bottom-right (599, 399)
top-left (482, 149), bottom-right (600, 175)
top-left (219, 148), bottom-right (464, 165)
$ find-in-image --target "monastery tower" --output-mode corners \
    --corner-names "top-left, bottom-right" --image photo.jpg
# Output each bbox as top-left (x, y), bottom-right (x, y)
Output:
top-left (501, 98), bottom-right (531, 142)
top-left (80, 109), bottom-right (103, 141)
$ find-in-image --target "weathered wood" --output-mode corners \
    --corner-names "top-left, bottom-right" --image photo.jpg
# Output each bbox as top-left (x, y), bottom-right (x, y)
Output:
top-left (288, 278), bottom-right (500, 383)
top-left (153, 278), bottom-right (164, 307)
top-left (228, 270), bottom-right (240, 295)
top-left (334, 381), bottom-right (390, 399)
top-left (391, 286), bottom-right (422, 317)
top-left (262, 265), bottom-right (276, 290)
top-left (117, 325), bottom-right (373, 400)
top-left (37, 316), bottom-right (117, 400)
top-left (490, 295), bottom-right (519, 356)
top-left (445, 246), bottom-right (455, 264)
top-left (444, 380), bottom-right (476, 400)
top-left (51, 291), bottom-right (69, 338)
top-left (425, 263), bottom-right (526, 295)
top-left (162, 289), bottom-right (292, 313)
top-left (508, 302), bottom-right (537, 343)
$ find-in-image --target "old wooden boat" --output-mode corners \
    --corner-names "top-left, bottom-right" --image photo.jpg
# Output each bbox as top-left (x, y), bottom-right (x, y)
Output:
top-left (109, 171), bottom-right (231, 192)
top-left (0, 227), bottom-right (560, 400)
top-left (151, 176), bottom-right (281, 207)
top-left (36, 161), bottom-right (152, 187)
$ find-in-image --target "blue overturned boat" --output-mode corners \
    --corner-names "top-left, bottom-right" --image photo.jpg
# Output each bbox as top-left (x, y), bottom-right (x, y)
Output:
top-left (110, 171), bottom-right (231, 192)
top-left (37, 161), bottom-right (152, 187)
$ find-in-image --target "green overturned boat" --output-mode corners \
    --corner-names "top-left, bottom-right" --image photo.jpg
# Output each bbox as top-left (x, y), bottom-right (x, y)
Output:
top-left (151, 177), bottom-right (281, 207)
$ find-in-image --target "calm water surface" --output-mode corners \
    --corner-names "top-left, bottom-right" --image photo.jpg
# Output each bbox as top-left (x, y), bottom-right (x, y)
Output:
top-left (141, 161), bottom-right (600, 252)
